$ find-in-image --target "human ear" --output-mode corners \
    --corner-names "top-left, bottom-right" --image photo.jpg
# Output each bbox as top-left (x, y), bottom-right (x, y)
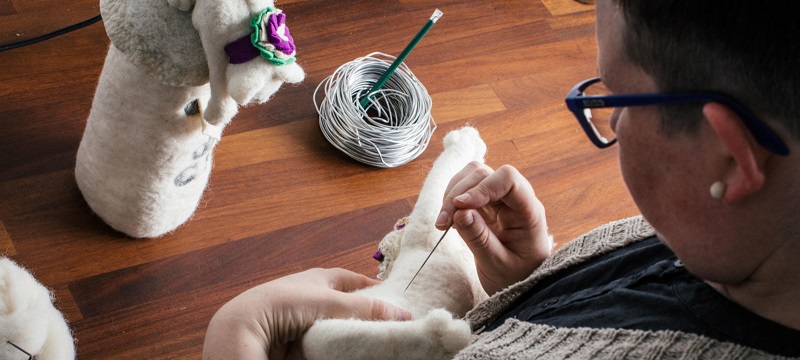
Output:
top-left (703, 102), bottom-right (769, 204)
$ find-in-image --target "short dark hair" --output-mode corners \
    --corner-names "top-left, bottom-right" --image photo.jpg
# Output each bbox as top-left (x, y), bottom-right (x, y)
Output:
top-left (613, 0), bottom-right (800, 140)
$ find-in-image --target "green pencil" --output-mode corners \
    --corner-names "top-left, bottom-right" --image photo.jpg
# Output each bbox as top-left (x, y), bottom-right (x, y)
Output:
top-left (360, 9), bottom-right (443, 108)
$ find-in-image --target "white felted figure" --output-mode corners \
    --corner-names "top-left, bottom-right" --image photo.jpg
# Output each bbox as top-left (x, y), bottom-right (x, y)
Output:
top-left (76, 0), bottom-right (304, 238)
top-left (0, 258), bottom-right (74, 360)
top-left (302, 127), bottom-right (489, 360)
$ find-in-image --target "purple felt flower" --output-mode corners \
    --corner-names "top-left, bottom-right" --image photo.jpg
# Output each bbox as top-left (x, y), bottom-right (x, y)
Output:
top-left (261, 11), bottom-right (295, 56)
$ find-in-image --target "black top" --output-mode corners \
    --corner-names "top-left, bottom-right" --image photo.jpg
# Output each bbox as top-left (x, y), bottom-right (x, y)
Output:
top-left (485, 236), bottom-right (800, 357)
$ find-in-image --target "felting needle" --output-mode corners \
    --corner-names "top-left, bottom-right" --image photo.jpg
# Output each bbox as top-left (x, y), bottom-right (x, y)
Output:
top-left (404, 225), bottom-right (451, 292)
top-left (7, 340), bottom-right (34, 359)
top-left (359, 9), bottom-right (443, 108)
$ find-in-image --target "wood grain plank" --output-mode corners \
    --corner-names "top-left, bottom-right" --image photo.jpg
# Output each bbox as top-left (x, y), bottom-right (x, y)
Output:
top-left (70, 199), bottom-right (411, 318)
top-left (54, 285), bottom-right (84, 323)
top-left (546, 9), bottom-right (596, 30)
top-left (489, 64), bottom-right (595, 111)
top-left (541, 0), bottom-right (595, 16)
top-left (0, 0), bottom-right (16, 16)
top-left (0, 24), bottom-right (107, 112)
top-left (0, 219), bottom-right (14, 256)
top-left (431, 84), bottom-right (507, 124)
top-left (72, 241), bottom-right (387, 359)
top-left (0, 0), bottom-right (99, 44)
top-left (415, 33), bottom-right (592, 95)
top-left (0, 24), bottom-right (107, 182)
top-left (213, 119), bottom-right (330, 172)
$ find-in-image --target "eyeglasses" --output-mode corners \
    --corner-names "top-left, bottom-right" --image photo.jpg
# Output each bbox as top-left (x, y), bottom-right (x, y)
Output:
top-left (565, 77), bottom-right (790, 156)
top-left (6, 341), bottom-right (34, 360)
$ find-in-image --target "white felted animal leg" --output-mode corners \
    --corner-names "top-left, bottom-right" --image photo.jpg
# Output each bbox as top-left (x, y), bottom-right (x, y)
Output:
top-left (0, 258), bottom-right (74, 360)
top-left (402, 126), bottom-right (488, 245)
top-left (76, 45), bottom-right (215, 238)
top-left (203, 91), bottom-right (239, 128)
top-left (303, 309), bottom-right (471, 360)
top-left (302, 127), bottom-right (489, 360)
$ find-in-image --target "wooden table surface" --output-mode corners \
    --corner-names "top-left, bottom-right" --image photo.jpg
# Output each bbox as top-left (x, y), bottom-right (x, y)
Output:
top-left (0, 0), bottom-right (639, 358)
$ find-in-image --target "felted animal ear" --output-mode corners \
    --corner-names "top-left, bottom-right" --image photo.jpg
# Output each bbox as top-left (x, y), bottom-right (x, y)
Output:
top-left (100, 0), bottom-right (209, 87)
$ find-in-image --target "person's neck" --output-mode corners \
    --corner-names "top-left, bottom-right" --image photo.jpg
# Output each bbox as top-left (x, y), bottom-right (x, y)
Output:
top-left (707, 240), bottom-right (800, 331)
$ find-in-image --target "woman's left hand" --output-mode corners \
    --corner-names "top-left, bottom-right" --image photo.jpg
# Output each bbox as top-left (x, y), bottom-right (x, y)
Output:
top-left (203, 268), bottom-right (413, 360)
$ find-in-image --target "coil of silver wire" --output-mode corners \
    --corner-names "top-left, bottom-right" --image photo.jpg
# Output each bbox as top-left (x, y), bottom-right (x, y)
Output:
top-left (314, 52), bottom-right (436, 168)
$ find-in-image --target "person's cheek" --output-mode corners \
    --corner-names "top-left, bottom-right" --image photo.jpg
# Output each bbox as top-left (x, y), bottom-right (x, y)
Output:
top-left (609, 107), bottom-right (622, 133)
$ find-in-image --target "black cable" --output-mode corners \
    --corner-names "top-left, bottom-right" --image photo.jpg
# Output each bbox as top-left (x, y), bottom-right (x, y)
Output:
top-left (0, 14), bottom-right (102, 52)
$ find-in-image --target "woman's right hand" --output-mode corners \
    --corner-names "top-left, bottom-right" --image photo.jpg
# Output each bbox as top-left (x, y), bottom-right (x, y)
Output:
top-left (436, 162), bottom-right (553, 295)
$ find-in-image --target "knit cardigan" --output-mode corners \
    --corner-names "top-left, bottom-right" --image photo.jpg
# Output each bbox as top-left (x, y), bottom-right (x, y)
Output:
top-left (454, 216), bottom-right (790, 359)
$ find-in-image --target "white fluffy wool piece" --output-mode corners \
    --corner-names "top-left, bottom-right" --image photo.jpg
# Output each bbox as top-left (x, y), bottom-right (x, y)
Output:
top-left (302, 127), bottom-right (489, 360)
top-left (0, 258), bottom-right (74, 360)
top-left (76, 0), bottom-right (304, 238)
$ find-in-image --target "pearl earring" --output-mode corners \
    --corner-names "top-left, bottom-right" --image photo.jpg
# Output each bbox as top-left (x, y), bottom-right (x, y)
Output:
top-left (710, 181), bottom-right (727, 200)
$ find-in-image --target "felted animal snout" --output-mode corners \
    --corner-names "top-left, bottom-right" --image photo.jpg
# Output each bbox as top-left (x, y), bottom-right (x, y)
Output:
top-left (226, 58), bottom-right (305, 105)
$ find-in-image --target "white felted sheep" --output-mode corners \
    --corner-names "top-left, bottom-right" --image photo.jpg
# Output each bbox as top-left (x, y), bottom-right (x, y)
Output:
top-left (302, 127), bottom-right (489, 360)
top-left (76, 0), bottom-right (304, 238)
top-left (0, 258), bottom-right (74, 360)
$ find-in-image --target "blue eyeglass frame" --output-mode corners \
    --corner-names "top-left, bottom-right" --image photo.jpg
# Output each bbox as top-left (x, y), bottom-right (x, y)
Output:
top-left (565, 77), bottom-right (790, 156)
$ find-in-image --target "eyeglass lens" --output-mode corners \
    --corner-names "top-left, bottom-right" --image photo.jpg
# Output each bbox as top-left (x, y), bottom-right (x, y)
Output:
top-left (581, 81), bottom-right (616, 144)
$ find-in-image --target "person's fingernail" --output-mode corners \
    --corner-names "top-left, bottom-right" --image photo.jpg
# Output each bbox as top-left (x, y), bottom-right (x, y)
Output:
top-left (397, 310), bottom-right (413, 321)
top-left (455, 211), bottom-right (474, 227)
top-left (454, 193), bottom-right (471, 203)
top-left (436, 211), bottom-right (449, 227)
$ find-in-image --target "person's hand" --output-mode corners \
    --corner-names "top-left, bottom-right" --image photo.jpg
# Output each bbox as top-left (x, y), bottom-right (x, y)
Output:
top-left (436, 162), bottom-right (552, 295)
top-left (202, 268), bottom-right (413, 360)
